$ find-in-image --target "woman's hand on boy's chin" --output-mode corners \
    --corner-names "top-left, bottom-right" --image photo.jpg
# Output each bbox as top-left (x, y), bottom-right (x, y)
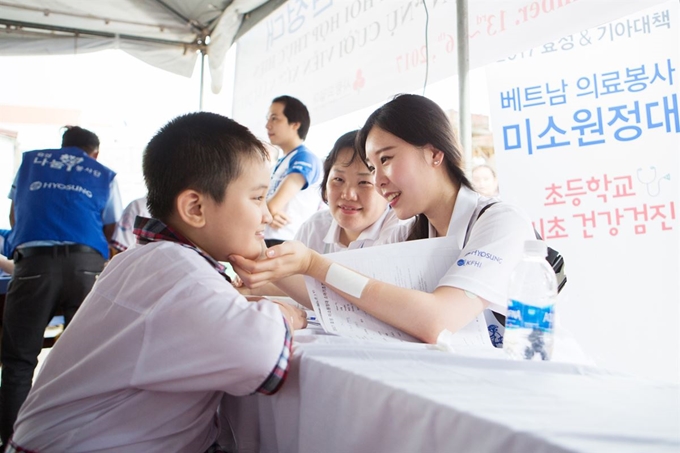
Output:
top-left (228, 241), bottom-right (314, 288)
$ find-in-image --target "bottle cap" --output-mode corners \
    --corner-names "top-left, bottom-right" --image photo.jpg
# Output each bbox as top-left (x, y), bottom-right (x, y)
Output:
top-left (524, 239), bottom-right (547, 257)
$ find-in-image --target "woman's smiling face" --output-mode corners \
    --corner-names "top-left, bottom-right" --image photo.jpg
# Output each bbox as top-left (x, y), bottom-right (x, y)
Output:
top-left (365, 127), bottom-right (432, 221)
top-left (327, 147), bottom-right (388, 243)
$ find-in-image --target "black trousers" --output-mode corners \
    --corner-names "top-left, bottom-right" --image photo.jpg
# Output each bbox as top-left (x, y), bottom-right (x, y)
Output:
top-left (0, 246), bottom-right (105, 444)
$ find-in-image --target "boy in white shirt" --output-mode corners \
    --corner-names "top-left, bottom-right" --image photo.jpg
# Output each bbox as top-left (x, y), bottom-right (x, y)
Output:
top-left (7, 112), bottom-right (306, 453)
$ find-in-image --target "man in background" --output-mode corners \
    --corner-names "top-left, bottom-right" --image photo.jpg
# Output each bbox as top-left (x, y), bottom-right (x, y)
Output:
top-left (264, 95), bottom-right (322, 247)
top-left (0, 126), bottom-right (122, 445)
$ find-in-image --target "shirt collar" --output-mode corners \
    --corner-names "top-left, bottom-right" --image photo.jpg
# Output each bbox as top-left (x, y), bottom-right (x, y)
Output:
top-left (323, 208), bottom-right (390, 249)
top-left (323, 218), bottom-right (343, 247)
top-left (428, 185), bottom-right (481, 247)
top-left (133, 216), bottom-right (231, 283)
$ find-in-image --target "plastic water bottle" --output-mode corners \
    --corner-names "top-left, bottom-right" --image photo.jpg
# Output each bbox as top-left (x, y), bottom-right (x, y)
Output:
top-left (504, 240), bottom-right (558, 361)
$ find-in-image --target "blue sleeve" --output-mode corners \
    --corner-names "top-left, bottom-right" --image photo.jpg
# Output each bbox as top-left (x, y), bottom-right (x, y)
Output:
top-left (285, 151), bottom-right (321, 190)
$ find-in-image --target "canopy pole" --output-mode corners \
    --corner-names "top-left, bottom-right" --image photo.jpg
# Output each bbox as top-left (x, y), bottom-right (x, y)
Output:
top-left (456, 0), bottom-right (471, 175)
top-left (199, 50), bottom-right (205, 111)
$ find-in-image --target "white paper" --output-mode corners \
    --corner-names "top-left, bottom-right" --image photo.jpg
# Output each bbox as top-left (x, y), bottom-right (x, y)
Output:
top-left (304, 237), bottom-right (490, 346)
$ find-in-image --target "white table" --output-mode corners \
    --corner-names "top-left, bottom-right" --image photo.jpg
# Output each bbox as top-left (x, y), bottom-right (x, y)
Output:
top-left (219, 328), bottom-right (680, 453)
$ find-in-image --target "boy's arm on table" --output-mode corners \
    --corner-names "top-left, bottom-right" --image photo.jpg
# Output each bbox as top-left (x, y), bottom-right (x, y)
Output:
top-left (236, 271), bottom-right (312, 310)
top-left (241, 293), bottom-right (307, 330)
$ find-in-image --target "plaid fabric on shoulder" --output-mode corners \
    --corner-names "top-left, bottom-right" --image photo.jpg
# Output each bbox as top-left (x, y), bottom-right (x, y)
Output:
top-left (133, 216), bottom-right (231, 283)
top-left (256, 316), bottom-right (293, 395)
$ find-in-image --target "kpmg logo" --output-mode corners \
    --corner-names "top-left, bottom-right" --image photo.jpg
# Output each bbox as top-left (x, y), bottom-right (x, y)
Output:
top-left (29, 181), bottom-right (93, 198)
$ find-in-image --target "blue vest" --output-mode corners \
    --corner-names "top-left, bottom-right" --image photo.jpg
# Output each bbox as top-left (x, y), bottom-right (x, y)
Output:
top-left (7, 147), bottom-right (116, 258)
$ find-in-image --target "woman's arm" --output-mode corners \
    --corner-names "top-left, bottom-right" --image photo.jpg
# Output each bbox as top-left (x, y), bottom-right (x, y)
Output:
top-left (229, 242), bottom-right (488, 343)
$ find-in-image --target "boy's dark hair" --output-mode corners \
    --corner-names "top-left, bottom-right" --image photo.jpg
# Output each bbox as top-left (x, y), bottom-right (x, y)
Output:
top-left (272, 95), bottom-right (311, 140)
top-left (320, 130), bottom-right (365, 203)
top-left (356, 94), bottom-right (471, 241)
top-left (61, 126), bottom-right (100, 155)
top-left (143, 112), bottom-right (268, 222)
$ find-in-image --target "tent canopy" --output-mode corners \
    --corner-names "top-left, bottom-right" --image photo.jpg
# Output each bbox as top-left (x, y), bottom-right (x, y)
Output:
top-left (0, 0), bottom-right (285, 93)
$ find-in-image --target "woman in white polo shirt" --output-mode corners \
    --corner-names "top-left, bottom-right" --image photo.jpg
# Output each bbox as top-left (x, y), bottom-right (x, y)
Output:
top-left (231, 95), bottom-right (535, 346)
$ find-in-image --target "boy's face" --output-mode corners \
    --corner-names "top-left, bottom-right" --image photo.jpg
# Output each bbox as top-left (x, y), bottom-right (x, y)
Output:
top-left (200, 156), bottom-right (272, 262)
top-left (265, 102), bottom-right (300, 147)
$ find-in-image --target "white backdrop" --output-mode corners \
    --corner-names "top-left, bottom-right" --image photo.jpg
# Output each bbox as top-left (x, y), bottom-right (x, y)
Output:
top-left (232, 0), bottom-right (669, 132)
top-left (486, 1), bottom-right (679, 383)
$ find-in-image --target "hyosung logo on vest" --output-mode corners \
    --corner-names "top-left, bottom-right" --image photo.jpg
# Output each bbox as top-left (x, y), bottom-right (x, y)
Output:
top-left (28, 181), bottom-right (93, 198)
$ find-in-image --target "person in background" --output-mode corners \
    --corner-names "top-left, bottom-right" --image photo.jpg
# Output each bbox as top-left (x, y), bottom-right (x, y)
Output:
top-left (7, 112), bottom-right (306, 453)
top-left (471, 164), bottom-right (500, 198)
top-left (110, 196), bottom-right (150, 254)
top-left (0, 126), bottom-right (122, 446)
top-left (0, 256), bottom-right (11, 276)
top-left (0, 229), bottom-right (13, 274)
top-left (230, 94), bottom-right (535, 347)
top-left (236, 130), bottom-right (414, 300)
top-left (0, 229), bottom-right (13, 367)
top-left (264, 95), bottom-right (322, 247)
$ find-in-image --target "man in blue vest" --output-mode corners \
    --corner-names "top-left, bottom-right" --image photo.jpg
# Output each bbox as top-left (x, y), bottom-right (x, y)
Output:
top-left (0, 126), bottom-right (122, 445)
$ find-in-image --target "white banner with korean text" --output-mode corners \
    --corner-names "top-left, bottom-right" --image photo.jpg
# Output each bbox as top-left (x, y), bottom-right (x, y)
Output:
top-left (233, 0), bottom-right (669, 135)
top-left (486, 1), bottom-right (679, 383)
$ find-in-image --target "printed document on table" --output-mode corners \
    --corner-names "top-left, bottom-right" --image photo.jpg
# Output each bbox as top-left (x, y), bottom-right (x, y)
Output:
top-left (304, 236), bottom-right (490, 346)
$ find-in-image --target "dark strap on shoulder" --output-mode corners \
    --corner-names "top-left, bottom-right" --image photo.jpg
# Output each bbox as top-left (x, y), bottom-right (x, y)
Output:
top-left (463, 202), bottom-right (499, 248)
top-left (478, 202), bottom-right (499, 219)
top-left (466, 202), bottom-right (506, 326)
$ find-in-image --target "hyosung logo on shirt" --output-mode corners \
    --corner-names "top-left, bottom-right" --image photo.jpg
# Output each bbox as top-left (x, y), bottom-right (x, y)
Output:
top-left (28, 181), bottom-right (93, 198)
top-left (457, 249), bottom-right (503, 268)
top-left (464, 249), bottom-right (503, 264)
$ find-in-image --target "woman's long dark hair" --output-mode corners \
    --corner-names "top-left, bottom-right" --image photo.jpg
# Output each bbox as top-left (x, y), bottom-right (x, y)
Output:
top-left (356, 94), bottom-right (471, 240)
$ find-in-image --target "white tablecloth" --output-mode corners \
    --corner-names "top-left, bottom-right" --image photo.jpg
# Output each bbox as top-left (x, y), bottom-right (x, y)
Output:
top-left (219, 328), bottom-right (680, 453)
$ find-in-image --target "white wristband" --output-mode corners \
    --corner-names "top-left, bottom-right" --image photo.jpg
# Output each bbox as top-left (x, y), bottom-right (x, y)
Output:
top-left (325, 263), bottom-right (369, 299)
